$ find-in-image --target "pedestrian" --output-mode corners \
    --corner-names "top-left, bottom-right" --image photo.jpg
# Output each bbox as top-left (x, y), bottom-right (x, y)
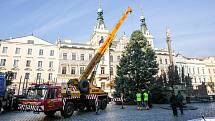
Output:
top-left (136, 90), bottom-right (142, 110)
top-left (148, 91), bottom-right (153, 109)
top-left (176, 91), bottom-right (184, 115)
top-left (143, 90), bottom-right (149, 110)
top-left (170, 92), bottom-right (178, 116)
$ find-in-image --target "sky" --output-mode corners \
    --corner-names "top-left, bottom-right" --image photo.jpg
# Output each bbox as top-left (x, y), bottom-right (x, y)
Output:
top-left (0, 0), bottom-right (215, 57)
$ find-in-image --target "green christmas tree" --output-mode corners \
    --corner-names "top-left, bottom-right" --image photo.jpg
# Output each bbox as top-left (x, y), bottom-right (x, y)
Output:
top-left (114, 30), bottom-right (158, 101)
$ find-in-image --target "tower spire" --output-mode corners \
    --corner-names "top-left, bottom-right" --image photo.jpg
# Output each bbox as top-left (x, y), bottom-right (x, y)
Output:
top-left (140, 14), bottom-right (148, 34)
top-left (99, 0), bottom-right (101, 9)
top-left (139, 10), bottom-right (154, 48)
top-left (95, 0), bottom-right (106, 30)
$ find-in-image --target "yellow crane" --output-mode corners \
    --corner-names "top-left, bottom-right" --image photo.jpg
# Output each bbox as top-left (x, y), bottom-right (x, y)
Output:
top-left (18, 7), bottom-right (132, 118)
top-left (76, 7), bottom-right (132, 95)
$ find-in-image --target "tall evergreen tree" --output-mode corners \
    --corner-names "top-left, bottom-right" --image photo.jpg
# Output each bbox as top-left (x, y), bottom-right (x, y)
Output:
top-left (114, 30), bottom-right (158, 100)
top-left (167, 65), bottom-right (181, 86)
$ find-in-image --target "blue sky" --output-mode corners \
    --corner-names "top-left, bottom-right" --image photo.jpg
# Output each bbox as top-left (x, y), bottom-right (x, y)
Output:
top-left (0, 0), bottom-right (215, 57)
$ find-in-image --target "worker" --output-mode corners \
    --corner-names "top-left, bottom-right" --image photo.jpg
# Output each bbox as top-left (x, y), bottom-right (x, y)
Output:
top-left (176, 91), bottom-right (184, 115)
top-left (136, 90), bottom-right (142, 110)
top-left (143, 90), bottom-right (149, 110)
top-left (170, 92), bottom-right (178, 116)
top-left (148, 91), bottom-right (152, 109)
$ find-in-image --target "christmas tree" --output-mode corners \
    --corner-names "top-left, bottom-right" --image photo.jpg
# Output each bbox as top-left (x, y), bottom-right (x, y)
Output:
top-left (114, 30), bottom-right (158, 102)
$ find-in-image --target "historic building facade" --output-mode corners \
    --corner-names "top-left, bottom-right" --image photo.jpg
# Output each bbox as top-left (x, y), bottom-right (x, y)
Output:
top-left (0, 6), bottom-right (215, 95)
top-left (0, 35), bottom-right (59, 94)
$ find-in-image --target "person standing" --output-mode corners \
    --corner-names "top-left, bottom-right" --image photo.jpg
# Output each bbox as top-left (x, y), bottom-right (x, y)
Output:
top-left (170, 92), bottom-right (178, 116)
top-left (143, 90), bottom-right (149, 110)
top-left (176, 91), bottom-right (184, 115)
top-left (136, 90), bottom-right (142, 110)
top-left (148, 91), bottom-right (152, 109)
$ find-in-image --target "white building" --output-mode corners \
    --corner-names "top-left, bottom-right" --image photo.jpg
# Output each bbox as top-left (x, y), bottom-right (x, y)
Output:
top-left (0, 35), bottom-right (59, 94)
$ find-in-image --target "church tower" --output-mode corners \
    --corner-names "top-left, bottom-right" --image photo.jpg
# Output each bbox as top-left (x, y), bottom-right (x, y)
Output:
top-left (89, 0), bottom-right (109, 46)
top-left (140, 15), bottom-right (154, 48)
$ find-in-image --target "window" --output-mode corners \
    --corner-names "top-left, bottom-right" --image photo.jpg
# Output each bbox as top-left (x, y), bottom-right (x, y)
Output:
top-left (110, 55), bottom-right (113, 62)
top-left (209, 69), bottom-right (211, 74)
top-left (80, 54), bottom-right (84, 61)
top-left (202, 69), bottom-right (205, 74)
top-left (63, 53), bottom-right (67, 60)
top-left (193, 68), bottom-right (195, 74)
top-left (13, 60), bottom-right (19, 67)
top-left (50, 50), bottom-right (54, 56)
top-left (89, 54), bottom-right (92, 60)
top-left (198, 67), bottom-right (200, 74)
top-left (25, 73), bottom-right (30, 79)
top-left (203, 78), bottom-right (206, 82)
top-left (26, 60), bottom-right (31, 67)
top-left (101, 67), bottom-right (105, 74)
top-left (165, 59), bottom-right (168, 64)
top-left (71, 67), bottom-right (76, 74)
top-left (2, 47), bottom-right (8, 54)
top-left (49, 61), bottom-right (53, 68)
top-left (38, 61), bottom-right (42, 67)
top-left (160, 58), bottom-right (162, 64)
top-left (189, 68), bottom-right (191, 73)
top-left (15, 48), bottom-right (20, 54)
top-left (36, 73), bottom-right (41, 80)
top-left (80, 67), bottom-right (84, 74)
top-left (101, 82), bottom-right (105, 89)
top-left (62, 67), bottom-right (67, 74)
top-left (199, 78), bottom-right (201, 83)
top-left (13, 72), bottom-right (17, 79)
top-left (27, 48), bottom-right (32, 55)
top-left (48, 73), bottom-right (53, 80)
top-left (101, 56), bottom-right (105, 61)
top-left (47, 88), bottom-right (57, 99)
top-left (27, 40), bottom-right (34, 44)
top-left (110, 67), bottom-right (113, 75)
top-left (0, 59), bottom-right (6, 66)
top-left (117, 56), bottom-right (120, 62)
top-left (194, 77), bottom-right (196, 83)
top-left (39, 49), bottom-right (43, 55)
top-left (72, 53), bottom-right (76, 60)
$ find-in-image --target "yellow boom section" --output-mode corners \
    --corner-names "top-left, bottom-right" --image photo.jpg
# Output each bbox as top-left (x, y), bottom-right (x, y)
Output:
top-left (79, 7), bottom-right (132, 82)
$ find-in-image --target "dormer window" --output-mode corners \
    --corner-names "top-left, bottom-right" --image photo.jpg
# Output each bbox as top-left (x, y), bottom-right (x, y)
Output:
top-left (27, 40), bottom-right (34, 44)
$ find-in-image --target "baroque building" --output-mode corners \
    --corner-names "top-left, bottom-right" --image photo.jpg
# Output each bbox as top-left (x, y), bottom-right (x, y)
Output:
top-left (0, 5), bottom-right (215, 95)
top-left (0, 35), bottom-right (59, 94)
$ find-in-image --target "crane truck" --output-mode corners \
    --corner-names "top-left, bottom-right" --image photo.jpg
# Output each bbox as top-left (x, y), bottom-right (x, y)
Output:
top-left (18, 7), bottom-right (132, 118)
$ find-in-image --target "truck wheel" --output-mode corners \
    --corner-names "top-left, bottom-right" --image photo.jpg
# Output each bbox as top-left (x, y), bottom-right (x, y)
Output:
top-left (100, 99), bottom-right (107, 110)
top-left (61, 102), bottom-right (74, 118)
top-left (44, 111), bottom-right (56, 117)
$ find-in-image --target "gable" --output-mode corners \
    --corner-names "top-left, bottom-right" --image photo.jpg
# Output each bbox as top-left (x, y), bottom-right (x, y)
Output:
top-left (6, 35), bottom-right (53, 46)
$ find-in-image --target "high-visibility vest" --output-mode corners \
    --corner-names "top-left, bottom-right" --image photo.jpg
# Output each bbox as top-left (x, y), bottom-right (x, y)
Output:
top-left (144, 92), bottom-right (149, 101)
top-left (136, 93), bottom-right (142, 101)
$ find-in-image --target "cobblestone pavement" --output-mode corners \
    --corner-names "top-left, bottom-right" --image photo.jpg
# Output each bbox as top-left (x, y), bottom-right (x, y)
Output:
top-left (0, 102), bottom-right (215, 121)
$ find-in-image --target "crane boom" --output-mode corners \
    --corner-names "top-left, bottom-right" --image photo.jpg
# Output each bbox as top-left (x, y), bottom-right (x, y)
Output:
top-left (79, 7), bottom-right (132, 81)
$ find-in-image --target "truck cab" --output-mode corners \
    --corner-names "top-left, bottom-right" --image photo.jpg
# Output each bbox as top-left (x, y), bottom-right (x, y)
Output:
top-left (19, 84), bottom-right (63, 116)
